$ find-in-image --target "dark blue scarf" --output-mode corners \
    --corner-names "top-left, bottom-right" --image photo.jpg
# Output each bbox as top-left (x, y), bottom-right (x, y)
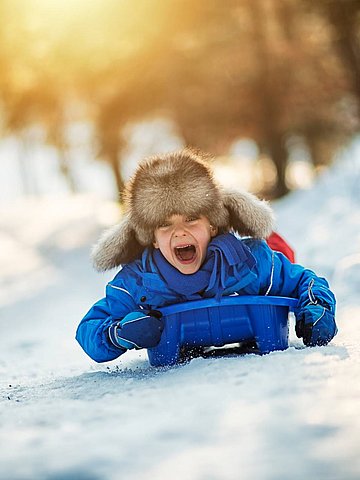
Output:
top-left (152, 233), bottom-right (256, 300)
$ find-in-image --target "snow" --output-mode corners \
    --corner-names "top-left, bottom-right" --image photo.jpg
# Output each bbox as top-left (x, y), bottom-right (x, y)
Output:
top-left (1, 141), bottom-right (360, 480)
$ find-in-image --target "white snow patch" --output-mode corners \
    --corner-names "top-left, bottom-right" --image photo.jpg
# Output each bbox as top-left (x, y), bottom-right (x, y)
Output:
top-left (1, 139), bottom-right (360, 480)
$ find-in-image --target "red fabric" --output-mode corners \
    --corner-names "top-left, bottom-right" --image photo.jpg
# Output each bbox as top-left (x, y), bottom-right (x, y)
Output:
top-left (266, 232), bottom-right (295, 263)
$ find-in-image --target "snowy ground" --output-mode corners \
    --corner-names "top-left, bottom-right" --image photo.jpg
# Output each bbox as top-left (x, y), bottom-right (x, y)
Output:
top-left (1, 144), bottom-right (360, 480)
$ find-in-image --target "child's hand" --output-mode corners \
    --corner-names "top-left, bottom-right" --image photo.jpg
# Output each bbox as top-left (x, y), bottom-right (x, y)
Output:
top-left (295, 304), bottom-right (337, 347)
top-left (108, 311), bottom-right (164, 350)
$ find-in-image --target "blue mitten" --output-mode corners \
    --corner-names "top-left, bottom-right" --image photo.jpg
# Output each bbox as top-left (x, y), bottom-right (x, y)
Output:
top-left (296, 304), bottom-right (337, 346)
top-left (108, 311), bottom-right (164, 350)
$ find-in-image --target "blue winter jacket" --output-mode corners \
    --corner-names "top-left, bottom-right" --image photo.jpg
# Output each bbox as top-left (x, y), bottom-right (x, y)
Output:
top-left (76, 238), bottom-right (336, 362)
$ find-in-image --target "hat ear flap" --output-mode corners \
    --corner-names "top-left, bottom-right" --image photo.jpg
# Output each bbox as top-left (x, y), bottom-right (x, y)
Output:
top-left (222, 189), bottom-right (275, 239)
top-left (91, 215), bottom-right (143, 271)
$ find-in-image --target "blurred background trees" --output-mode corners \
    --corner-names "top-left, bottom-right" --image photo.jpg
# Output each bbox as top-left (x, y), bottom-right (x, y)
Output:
top-left (0, 0), bottom-right (359, 201)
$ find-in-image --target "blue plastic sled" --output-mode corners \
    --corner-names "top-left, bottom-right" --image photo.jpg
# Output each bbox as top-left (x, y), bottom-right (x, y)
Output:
top-left (147, 296), bottom-right (298, 367)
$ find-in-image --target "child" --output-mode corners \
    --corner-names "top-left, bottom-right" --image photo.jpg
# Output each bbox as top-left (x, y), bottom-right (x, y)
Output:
top-left (76, 149), bottom-right (337, 363)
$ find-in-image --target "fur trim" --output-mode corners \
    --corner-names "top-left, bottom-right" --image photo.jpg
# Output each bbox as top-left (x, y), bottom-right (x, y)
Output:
top-left (92, 149), bottom-right (275, 271)
top-left (125, 149), bottom-right (229, 245)
top-left (91, 215), bottom-right (143, 271)
top-left (222, 189), bottom-right (275, 239)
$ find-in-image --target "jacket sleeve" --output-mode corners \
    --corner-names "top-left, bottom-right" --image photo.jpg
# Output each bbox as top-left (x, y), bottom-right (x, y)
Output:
top-left (252, 240), bottom-right (336, 317)
top-left (76, 278), bottom-right (139, 363)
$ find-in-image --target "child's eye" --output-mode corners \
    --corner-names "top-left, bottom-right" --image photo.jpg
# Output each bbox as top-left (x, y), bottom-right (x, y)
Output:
top-left (186, 216), bottom-right (198, 223)
top-left (158, 222), bottom-right (170, 228)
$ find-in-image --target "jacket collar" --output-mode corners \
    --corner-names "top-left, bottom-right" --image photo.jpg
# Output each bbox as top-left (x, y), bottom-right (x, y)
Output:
top-left (128, 243), bottom-right (257, 297)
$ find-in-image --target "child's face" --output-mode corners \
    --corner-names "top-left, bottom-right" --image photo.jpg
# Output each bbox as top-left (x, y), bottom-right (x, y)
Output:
top-left (153, 214), bottom-right (218, 274)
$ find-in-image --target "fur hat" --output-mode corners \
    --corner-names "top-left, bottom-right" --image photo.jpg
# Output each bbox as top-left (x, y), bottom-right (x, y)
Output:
top-left (92, 149), bottom-right (275, 271)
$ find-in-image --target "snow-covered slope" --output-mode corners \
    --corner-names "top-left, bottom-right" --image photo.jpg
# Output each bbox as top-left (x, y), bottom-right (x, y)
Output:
top-left (0, 144), bottom-right (360, 480)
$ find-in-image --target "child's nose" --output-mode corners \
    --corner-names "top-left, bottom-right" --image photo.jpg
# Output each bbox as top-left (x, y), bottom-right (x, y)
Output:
top-left (173, 223), bottom-right (187, 236)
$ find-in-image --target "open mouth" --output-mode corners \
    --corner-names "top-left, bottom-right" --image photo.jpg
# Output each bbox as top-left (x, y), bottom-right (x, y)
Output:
top-left (174, 244), bottom-right (197, 263)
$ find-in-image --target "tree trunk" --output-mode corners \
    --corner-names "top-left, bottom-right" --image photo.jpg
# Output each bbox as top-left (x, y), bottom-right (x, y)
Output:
top-left (267, 132), bottom-right (289, 197)
top-left (58, 149), bottom-right (77, 194)
top-left (326, 1), bottom-right (360, 115)
top-left (249, 0), bottom-right (289, 198)
top-left (108, 148), bottom-right (125, 202)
